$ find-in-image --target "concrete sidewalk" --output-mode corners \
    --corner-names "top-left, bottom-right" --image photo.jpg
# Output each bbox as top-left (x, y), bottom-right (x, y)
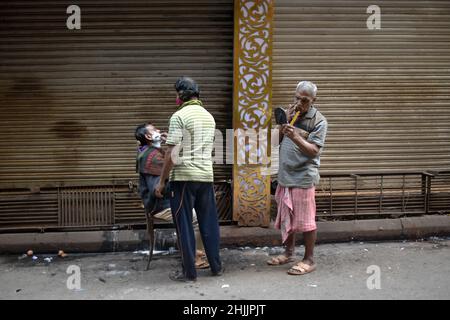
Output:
top-left (1, 239), bottom-right (449, 300)
top-left (0, 215), bottom-right (449, 254)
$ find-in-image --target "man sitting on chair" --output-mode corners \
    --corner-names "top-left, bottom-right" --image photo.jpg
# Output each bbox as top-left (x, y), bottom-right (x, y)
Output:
top-left (135, 123), bottom-right (209, 269)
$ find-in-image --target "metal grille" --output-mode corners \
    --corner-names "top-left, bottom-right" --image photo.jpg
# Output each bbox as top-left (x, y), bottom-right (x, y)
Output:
top-left (0, 174), bottom-right (445, 231)
top-left (215, 182), bottom-right (232, 222)
top-left (428, 171), bottom-right (450, 214)
top-left (0, 189), bottom-right (58, 229)
top-left (114, 181), bottom-right (233, 226)
top-left (114, 185), bottom-right (144, 226)
top-left (316, 172), bottom-right (427, 219)
top-left (58, 187), bottom-right (114, 227)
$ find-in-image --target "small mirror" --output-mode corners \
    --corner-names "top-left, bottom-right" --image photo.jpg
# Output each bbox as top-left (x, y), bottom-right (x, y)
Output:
top-left (274, 107), bottom-right (287, 125)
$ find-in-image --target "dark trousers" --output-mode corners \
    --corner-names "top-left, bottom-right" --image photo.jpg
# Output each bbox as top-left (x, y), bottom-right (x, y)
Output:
top-left (169, 181), bottom-right (222, 279)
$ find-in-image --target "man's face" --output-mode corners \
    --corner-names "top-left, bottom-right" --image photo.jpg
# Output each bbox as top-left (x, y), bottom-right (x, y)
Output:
top-left (293, 89), bottom-right (315, 115)
top-left (144, 125), bottom-right (160, 142)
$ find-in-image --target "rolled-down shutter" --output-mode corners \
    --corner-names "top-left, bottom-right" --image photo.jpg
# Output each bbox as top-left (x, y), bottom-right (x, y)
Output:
top-left (273, 0), bottom-right (450, 174)
top-left (0, 0), bottom-right (233, 189)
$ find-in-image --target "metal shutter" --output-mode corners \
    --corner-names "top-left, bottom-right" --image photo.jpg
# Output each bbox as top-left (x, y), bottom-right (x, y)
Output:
top-left (0, 0), bottom-right (233, 190)
top-left (0, 1), bottom-right (233, 230)
top-left (273, 0), bottom-right (450, 174)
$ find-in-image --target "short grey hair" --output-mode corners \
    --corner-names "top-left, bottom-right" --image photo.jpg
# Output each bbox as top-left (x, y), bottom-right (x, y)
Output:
top-left (296, 81), bottom-right (317, 97)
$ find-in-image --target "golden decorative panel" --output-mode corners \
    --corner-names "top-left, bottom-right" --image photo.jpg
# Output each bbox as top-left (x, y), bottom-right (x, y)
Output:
top-left (233, 0), bottom-right (274, 226)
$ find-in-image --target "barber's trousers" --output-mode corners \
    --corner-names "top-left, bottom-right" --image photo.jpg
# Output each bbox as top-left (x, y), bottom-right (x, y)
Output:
top-left (169, 181), bottom-right (222, 279)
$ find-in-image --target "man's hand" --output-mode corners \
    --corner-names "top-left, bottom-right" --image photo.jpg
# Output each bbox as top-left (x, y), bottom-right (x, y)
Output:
top-left (281, 124), bottom-right (301, 142)
top-left (154, 181), bottom-right (166, 198)
top-left (160, 132), bottom-right (168, 143)
top-left (281, 124), bottom-right (319, 157)
top-left (156, 145), bottom-right (175, 198)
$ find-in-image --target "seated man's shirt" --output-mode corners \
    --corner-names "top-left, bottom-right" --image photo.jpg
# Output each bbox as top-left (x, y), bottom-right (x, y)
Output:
top-left (136, 145), bottom-right (169, 213)
top-left (136, 145), bottom-right (164, 176)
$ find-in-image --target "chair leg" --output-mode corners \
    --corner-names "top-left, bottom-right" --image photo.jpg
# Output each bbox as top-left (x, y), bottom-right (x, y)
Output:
top-left (146, 215), bottom-right (154, 271)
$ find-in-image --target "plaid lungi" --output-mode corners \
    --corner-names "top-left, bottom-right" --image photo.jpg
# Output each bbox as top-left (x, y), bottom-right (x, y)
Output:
top-left (274, 185), bottom-right (317, 244)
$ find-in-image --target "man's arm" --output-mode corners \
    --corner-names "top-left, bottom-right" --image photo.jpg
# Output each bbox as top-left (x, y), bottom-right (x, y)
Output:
top-left (155, 113), bottom-right (183, 198)
top-left (279, 103), bottom-right (308, 144)
top-left (154, 145), bottom-right (175, 198)
top-left (281, 124), bottom-right (320, 158)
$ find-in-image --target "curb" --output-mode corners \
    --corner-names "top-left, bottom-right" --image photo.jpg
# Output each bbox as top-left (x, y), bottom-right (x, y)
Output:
top-left (0, 215), bottom-right (449, 254)
top-left (220, 215), bottom-right (450, 247)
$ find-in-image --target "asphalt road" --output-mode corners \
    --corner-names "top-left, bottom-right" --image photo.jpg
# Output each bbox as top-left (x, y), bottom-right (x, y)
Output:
top-left (0, 238), bottom-right (449, 300)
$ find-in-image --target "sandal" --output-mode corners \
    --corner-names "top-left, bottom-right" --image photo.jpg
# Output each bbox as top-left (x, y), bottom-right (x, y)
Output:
top-left (266, 255), bottom-right (294, 266)
top-left (287, 261), bottom-right (316, 275)
top-left (195, 258), bottom-right (210, 269)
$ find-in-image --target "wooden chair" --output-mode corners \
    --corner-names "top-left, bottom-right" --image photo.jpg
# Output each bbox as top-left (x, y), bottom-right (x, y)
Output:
top-left (143, 182), bottom-right (231, 270)
top-left (144, 209), bottom-right (155, 270)
top-left (144, 209), bottom-right (173, 270)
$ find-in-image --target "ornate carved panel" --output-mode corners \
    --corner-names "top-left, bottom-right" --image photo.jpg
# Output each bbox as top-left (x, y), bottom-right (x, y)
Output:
top-left (233, 0), bottom-right (274, 226)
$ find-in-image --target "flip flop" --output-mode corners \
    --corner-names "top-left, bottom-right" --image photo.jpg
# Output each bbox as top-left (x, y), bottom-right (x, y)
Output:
top-left (195, 258), bottom-right (210, 269)
top-left (266, 255), bottom-right (294, 266)
top-left (287, 261), bottom-right (316, 275)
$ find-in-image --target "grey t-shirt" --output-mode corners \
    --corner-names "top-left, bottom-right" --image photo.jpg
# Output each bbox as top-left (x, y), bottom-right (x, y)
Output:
top-left (277, 106), bottom-right (328, 188)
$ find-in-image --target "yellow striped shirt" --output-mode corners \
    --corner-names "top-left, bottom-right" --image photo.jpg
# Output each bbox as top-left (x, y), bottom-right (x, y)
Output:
top-left (166, 100), bottom-right (215, 182)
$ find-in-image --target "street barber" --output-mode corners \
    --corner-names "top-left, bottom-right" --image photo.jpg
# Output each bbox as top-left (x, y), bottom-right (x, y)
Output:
top-left (155, 76), bottom-right (223, 282)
